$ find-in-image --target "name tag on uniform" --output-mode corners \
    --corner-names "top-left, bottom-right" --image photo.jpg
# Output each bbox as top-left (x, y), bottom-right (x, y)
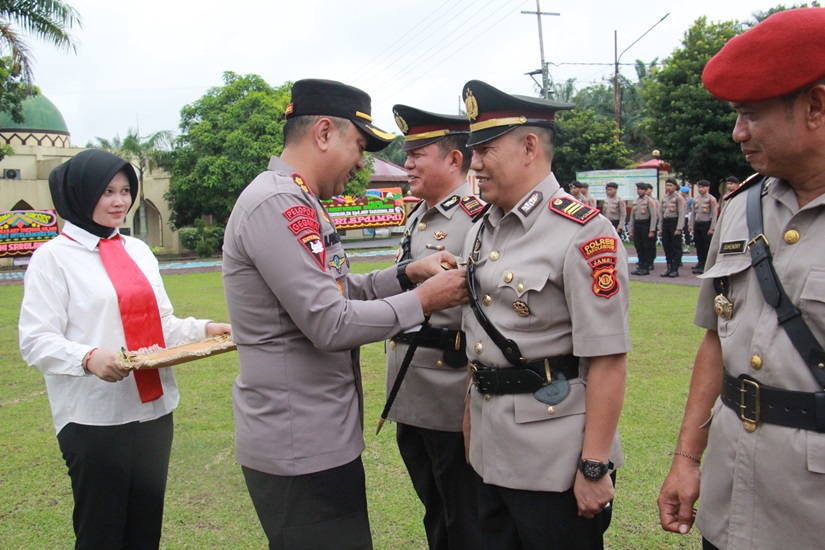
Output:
top-left (720, 240), bottom-right (746, 254)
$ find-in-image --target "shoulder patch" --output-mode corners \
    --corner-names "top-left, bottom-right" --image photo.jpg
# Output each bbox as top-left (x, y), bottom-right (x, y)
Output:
top-left (588, 256), bottom-right (620, 299)
top-left (282, 205), bottom-right (317, 222)
top-left (287, 216), bottom-right (321, 235)
top-left (548, 197), bottom-right (599, 224)
top-left (460, 195), bottom-right (486, 217)
top-left (579, 236), bottom-right (618, 259)
top-left (298, 233), bottom-right (326, 270)
top-left (440, 195), bottom-right (460, 210)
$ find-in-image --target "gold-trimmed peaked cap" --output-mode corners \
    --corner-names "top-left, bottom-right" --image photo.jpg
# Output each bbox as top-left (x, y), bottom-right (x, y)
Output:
top-left (392, 104), bottom-right (469, 152)
top-left (462, 80), bottom-right (574, 146)
top-left (286, 79), bottom-right (394, 152)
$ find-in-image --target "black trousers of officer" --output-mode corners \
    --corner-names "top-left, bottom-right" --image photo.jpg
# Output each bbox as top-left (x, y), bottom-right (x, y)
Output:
top-left (475, 472), bottom-right (614, 550)
top-left (661, 217), bottom-right (681, 267)
top-left (632, 221), bottom-right (651, 267)
top-left (693, 221), bottom-right (712, 268)
top-left (56, 412), bottom-right (174, 550)
top-left (396, 423), bottom-right (481, 550)
top-left (242, 457), bottom-right (372, 550)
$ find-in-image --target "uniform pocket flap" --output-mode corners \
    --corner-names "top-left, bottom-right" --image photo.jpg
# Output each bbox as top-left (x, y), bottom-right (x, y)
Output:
top-left (800, 267), bottom-right (825, 302)
top-left (698, 255), bottom-right (752, 280)
top-left (513, 380), bottom-right (586, 424)
top-left (498, 269), bottom-right (548, 298)
top-left (807, 431), bottom-right (825, 474)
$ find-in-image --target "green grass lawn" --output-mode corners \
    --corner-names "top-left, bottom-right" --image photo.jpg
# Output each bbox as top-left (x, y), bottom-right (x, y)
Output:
top-left (1, 263), bottom-right (705, 549)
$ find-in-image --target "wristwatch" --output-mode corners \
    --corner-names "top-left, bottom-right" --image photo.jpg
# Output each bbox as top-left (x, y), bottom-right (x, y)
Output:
top-left (396, 259), bottom-right (415, 291)
top-left (579, 458), bottom-right (614, 481)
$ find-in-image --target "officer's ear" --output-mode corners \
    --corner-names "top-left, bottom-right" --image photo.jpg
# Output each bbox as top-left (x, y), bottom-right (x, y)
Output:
top-left (805, 83), bottom-right (825, 130)
top-left (446, 149), bottom-right (463, 172)
top-left (314, 117), bottom-right (336, 152)
top-left (520, 131), bottom-right (540, 165)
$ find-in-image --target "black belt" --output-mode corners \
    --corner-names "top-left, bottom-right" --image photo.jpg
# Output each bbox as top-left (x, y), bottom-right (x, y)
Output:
top-left (392, 327), bottom-right (466, 368)
top-left (721, 370), bottom-right (825, 432)
top-left (471, 355), bottom-right (579, 395)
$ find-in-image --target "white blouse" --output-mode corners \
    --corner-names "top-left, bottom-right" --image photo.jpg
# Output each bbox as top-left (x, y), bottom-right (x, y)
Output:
top-left (19, 221), bottom-right (210, 433)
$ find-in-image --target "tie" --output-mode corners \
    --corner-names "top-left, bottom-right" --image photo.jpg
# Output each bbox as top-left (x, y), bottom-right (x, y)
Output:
top-left (98, 236), bottom-right (165, 402)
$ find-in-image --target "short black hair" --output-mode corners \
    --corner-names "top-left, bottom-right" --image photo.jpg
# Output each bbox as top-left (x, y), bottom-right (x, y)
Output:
top-left (435, 134), bottom-right (472, 173)
top-left (283, 115), bottom-right (349, 147)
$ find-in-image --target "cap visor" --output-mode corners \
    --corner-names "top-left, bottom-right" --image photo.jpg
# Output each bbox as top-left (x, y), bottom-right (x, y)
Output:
top-left (352, 119), bottom-right (395, 152)
top-left (466, 125), bottom-right (518, 147)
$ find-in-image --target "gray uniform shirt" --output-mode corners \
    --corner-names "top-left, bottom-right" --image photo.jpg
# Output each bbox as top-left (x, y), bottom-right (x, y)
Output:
top-left (223, 156), bottom-right (424, 477)
top-left (386, 182), bottom-right (479, 432)
top-left (629, 195), bottom-right (657, 233)
top-left (691, 193), bottom-right (718, 230)
top-left (601, 195), bottom-right (627, 227)
top-left (660, 192), bottom-right (686, 229)
top-left (462, 173), bottom-right (630, 492)
top-left (694, 178), bottom-right (825, 549)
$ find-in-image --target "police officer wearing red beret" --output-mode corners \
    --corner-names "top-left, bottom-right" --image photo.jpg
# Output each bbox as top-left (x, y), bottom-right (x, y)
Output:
top-left (658, 8), bottom-right (825, 549)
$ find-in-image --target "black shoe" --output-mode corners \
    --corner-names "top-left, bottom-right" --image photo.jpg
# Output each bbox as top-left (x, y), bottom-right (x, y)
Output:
top-left (660, 270), bottom-right (672, 277)
top-left (632, 268), bottom-right (648, 276)
top-left (668, 269), bottom-right (680, 278)
top-left (691, 267), bottom-right (704, 274)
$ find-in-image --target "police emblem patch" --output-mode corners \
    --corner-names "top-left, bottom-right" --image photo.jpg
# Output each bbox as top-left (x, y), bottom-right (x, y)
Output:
top-left (298, 233), bottom-right (326, 270)
top-left (588, 256), bottom-right (619, 298)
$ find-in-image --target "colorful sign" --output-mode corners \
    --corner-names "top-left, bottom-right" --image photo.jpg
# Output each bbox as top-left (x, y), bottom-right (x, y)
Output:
top-left (321, 188), bottom-right (406, 231)
top-left (0, 210), bottom-right (59, 257)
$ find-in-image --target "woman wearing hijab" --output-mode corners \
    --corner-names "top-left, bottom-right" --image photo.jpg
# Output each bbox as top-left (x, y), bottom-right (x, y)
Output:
top-left (18, 149), bottom-right (231, 549)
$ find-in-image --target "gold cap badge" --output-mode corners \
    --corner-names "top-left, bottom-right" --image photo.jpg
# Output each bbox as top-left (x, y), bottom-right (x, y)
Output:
top-left (465, 88), bottom-right (479, 122)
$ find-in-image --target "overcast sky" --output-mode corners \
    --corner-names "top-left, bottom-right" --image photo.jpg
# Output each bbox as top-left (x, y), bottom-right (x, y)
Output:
top-left (25, 0), bottom-right (777, 147)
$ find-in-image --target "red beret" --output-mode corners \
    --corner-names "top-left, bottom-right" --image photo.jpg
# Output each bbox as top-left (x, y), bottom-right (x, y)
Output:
top-left (703, 8), bottom-right (825, 102)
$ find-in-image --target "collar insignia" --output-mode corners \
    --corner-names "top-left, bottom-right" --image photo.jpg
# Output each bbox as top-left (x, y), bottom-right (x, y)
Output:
top-left (518, 192), bottom-right (543, 217)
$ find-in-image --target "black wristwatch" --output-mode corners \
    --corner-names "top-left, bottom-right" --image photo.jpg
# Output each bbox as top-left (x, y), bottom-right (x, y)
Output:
top-left (579, 458), bottom-right (614, 481)
top-left (396, 259), bottom-right (415, 291)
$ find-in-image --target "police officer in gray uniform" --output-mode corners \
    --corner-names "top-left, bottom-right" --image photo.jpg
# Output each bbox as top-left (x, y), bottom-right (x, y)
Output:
top-left (460, 79), bottom-right (630, 549)
top-left (384, 104), bottom-right (482, 549)
top-left (601, 182), bottom-right (626, 235)
top-left (689, 180), bottom-right (718, 274)
top-left (629, 182), bottom-right (656, 275)
top-left (659, 177), bottom-right (686, 277)
top-left (658, 9), bottom-right (825, 549)
top-left (222, 79), bottom-right (468, 550)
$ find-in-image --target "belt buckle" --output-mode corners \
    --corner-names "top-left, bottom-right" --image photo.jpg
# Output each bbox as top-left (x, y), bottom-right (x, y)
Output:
top-left (739, 378), bottom-right (760, 432)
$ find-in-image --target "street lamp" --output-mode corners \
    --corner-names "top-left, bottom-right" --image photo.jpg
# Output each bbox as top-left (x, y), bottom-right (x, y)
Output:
top-left (613, 13), bottom-right (670, 130)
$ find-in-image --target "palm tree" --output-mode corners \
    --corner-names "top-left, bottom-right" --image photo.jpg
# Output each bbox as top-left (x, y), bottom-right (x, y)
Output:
top-left (88, 129), bottom-right (174, 241)
top-left (0, 0), bottom-right (81, 84)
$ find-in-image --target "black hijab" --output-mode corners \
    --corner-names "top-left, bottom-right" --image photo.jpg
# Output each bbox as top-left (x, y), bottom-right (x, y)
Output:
top-left (48, 149), bottom-right (140, 239)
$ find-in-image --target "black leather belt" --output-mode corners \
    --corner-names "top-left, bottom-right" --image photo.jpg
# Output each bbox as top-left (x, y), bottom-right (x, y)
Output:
top-left (471, 355), bottom-right (579, 395)
top-left (392, 327), bottom-right (466, 368)
top-left (721, 370), bottom-right (825, 432)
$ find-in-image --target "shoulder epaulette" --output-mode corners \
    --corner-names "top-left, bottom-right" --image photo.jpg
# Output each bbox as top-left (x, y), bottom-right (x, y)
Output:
top-left (460, 195), bottom-right (487, 218)
top-left (471, 202), bottom-right (492, 223)
top-left (548, 197), bottom-right (599, 224)
top-left (723, 173), bottom-right (765, 202)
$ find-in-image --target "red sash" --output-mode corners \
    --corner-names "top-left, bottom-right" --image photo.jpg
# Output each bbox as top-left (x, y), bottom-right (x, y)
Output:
top-left (98, 236), bottom-right (165, 402)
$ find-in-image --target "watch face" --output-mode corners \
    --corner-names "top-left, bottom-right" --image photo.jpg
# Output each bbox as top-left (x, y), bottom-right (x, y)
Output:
top-left (582, 460), bottom-right (605, 480)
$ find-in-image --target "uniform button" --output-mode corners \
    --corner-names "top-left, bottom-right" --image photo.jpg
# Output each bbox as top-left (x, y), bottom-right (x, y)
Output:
top-left (484, 394), bottom-right (492, 401)
top-left (474, 343), bottom-right (483, 354)
top-left (418, 222), bottom-right (427, 231)
top-left (482, 294), bottom-right (492, 306)
top-left (436, 360), bottom-right (443, 367)
top-left (751, 355), bottom-right (762, 370)
top-left (489, 251), bottom-right (500, 261)
top-left (547, 406), bottom-right (556, 415)
top-left (504, 272), bottom-right (514, 283)
top-left (389, 340), bottom-right (396, 350)
top-left (784, 230), bottom-right (800, 244)
top-left (517, 283), bottom-right (525, 293)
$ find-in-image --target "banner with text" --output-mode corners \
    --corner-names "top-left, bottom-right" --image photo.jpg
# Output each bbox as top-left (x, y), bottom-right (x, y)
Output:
top-left (0, 210), bottom-right (59, 257)
top-left (321, 188), bottom-right (406, 231)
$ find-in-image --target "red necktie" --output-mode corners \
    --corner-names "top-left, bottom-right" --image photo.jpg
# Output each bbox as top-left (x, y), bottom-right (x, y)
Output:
top-left (98, 236), bottom-right (165, 402)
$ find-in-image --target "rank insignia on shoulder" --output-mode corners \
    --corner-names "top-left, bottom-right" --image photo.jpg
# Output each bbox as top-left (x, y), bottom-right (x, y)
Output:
top-left (283, 205), bottom-right (317, 222)
top-left (719, 240), bottom-right (747, 254)
top-left (549, 197), bottom-right (599, 224)
top-left (292, 173), bottom-right (313, 196)
top-left (518, 191), bottom-right (543, 217)
top-left (460, 195), bottom-right (486, 217)
top-left (440, 195), bottom-right (460, 210)
top-left (579, 236), bottom-right (618, 259)
top-left (588, 256), bottom-right (619, 299)
top-left (298, 233), bottom-right (326, 270)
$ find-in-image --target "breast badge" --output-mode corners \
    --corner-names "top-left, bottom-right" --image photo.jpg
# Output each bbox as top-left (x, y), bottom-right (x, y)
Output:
top-left (433, 230), bottom-right (447, 240)
top-left (513, 300), bottom-right (530, 317)
top-left (714, 294), bottom-right (734, 320)
top-left (588, 256), bottom-right (619, 299)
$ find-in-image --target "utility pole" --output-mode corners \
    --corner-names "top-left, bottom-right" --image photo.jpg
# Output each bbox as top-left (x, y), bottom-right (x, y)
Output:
top-left (521, 0), bottom-right (559, 99)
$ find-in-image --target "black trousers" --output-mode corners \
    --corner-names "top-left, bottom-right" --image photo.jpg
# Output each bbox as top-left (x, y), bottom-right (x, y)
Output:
top-left (475, 473), bottom-right (614, 550)
top-left (396, 423), bottom-right (481, 550)
top-left (633, 221), bottom-right (653, 267)
top-left (661, 217), bottom-right (681, 266)
top-left (56, 412), bottom-right (174, 550)
top-left (693, 221), bottom-right (712, 268)
top-left (242, 457), bottom-right (373, 550)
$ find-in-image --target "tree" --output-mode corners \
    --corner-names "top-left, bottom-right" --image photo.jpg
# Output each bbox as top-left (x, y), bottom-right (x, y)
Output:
top-left (165, 72), bottom-right (291, 228)
top-left (373, 134), bottom-right (405, 166)
top-left (553, 109), bottom-right (632, 184)
top-left (88, 129), bottom-right (173, 240)
top-left (642, 17), bottom-right (751, 183)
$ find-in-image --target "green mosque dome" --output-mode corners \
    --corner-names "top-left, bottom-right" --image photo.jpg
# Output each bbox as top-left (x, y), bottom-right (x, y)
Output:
top-left (0, 94), bottom-right (69, 134)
